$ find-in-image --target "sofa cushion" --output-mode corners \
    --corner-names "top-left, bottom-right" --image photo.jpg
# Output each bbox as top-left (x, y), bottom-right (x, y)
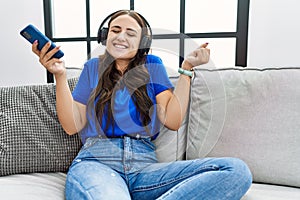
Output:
top-left (242, 183), bottom-right (300, 200)
top-left (154, 115), bottom-right (187, 162)
top-left (0, 77), bottom-right (82, 176)
top-left (154, 76), bottom-right (187, 162)
top-left (0, 172), bottom-right (66, 200)
top-left (1, 173), bottom-right (299, 200)
top-left (186, 67), bottom-right (300, 188)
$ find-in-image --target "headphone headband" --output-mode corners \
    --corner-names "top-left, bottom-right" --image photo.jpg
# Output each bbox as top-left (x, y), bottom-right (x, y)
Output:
top-left (97, 10), bottom-right (152, 54)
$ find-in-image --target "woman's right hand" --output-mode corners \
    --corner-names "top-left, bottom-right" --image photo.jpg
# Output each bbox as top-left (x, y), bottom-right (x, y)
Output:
top-left (32, 40), bottom-right (66, 78)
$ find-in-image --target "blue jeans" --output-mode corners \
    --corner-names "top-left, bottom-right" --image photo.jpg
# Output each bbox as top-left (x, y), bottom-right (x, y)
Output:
top-left (65, 136), bottom-right (252, 200)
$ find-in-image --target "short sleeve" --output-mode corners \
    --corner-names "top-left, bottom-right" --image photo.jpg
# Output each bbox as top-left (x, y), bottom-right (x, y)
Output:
top-left (146, 55), bottom-right (174, 95)
top-left (72, 58), bottom-right (99, 105)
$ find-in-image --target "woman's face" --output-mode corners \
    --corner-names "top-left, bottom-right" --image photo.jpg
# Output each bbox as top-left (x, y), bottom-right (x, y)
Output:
top-left (106, 15), bottom-right (142, 60)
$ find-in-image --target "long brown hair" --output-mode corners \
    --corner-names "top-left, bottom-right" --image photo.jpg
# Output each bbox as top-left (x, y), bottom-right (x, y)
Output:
top-left (87, 10), bottom-right (153, 135)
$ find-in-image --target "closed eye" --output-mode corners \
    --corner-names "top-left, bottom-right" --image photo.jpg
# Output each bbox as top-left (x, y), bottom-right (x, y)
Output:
top-left (111, 29), bottom-right (121, 34)
top-left (127, 31), bottom-right (137, 37)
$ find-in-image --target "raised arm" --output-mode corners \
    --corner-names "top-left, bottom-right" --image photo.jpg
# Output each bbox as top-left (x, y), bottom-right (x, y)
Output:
top-left (156, 43), bottom-right (210, 130)
top-left (32, 41), bottom-right (86, 135)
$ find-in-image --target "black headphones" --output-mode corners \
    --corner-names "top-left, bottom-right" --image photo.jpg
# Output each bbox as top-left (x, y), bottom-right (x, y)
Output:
top-left (97, 10), bottom-right (152, 55)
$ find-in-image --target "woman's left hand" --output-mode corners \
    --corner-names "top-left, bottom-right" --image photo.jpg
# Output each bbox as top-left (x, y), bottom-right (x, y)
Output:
top-left (183, 43), bottom-right (210, 70)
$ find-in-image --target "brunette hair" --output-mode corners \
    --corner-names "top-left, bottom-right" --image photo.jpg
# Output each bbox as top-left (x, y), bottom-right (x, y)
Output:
top-left (87, 10), bottom-right (153, 136)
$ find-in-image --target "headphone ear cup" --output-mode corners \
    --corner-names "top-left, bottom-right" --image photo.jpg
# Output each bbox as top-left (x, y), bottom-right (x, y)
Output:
top-left (97, 27), bottom-right (108, 45)
top-left (140, 35), bottom-right (152, 54)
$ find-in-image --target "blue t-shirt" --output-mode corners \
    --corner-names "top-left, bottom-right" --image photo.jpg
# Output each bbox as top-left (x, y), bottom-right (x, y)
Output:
top-left (72, 54), bottom-right (174, 143)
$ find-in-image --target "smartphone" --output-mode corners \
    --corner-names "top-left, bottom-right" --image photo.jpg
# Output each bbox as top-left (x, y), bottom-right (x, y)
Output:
top-left (20, 24), bottom-right (64, 59)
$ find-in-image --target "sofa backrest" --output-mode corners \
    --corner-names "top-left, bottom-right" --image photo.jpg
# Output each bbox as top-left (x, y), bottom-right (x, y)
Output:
top-left (153, 75), bottom-right (188, 162)
top-left (7, 65), bottom-right (300, 189)
top-left (186, 66), bottom-right (300, 188)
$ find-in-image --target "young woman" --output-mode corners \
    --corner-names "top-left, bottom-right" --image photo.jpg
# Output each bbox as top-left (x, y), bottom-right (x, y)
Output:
top-left (32, 10), bottom-right (252, 200)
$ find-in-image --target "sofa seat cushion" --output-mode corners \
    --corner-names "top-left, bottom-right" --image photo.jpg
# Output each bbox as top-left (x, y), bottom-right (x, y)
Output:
top-left (0, 173), bottom-right (299, 200)
top-left (187, 67), bottom-right (300, 188)
top-left (242, 183), bottom-right (300, 200)
top-left (0, 172), bottom-right (66, 200)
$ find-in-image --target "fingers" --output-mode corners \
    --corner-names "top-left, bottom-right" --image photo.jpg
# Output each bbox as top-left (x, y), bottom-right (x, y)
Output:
top-left (194, 43), bottom-right (210, 56)
top-left (33, 41), bottom-right (61, 65)
top-left (205, 47), bottom-right (210, 55)
top-left (31, 41), bottom-right (65, 76)
top-left (184, 42), bottom-right (210, 67)
top-left (31, 40), bottom-right (40, 56)
top-left (195, 43), bottom-right (210, 56)
top-left (39, 42), bottom-right (53, 60)
top-left (42, 45), bottom-right (61, 61)
top-left (42, 58), bottom-right (64, 75)
top-left (32, 41), bottom-right (61, 60)
top-left (200, 42), bottom-right (209, 48)
top-left (32, 40), bottom-right (51, 60)
top-left (198, 43), bottom-right (210, 56)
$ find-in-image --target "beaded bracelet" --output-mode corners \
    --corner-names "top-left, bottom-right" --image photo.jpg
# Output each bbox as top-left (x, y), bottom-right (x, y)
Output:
top-left (178, 68), bottom-right (193, 77)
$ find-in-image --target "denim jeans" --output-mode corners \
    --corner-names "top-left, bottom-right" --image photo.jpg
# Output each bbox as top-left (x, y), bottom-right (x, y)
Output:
top-left (65, 136), bottom-right (252, 200)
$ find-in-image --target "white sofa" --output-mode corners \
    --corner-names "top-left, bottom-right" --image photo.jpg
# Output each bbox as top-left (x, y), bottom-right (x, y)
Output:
top-left (1, 66), bottom-right (300, 199)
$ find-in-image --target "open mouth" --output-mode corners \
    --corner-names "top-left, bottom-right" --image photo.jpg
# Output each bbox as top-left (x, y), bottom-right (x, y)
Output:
top-left (114, 44), bottom-right (128, 49)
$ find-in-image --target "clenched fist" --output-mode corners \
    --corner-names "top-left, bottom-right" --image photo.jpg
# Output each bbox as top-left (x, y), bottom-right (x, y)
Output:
top-left (183, 43), bottom-right (210, 70)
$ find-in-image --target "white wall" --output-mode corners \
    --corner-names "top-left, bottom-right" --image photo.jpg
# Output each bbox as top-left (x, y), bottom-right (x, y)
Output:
top-left (248, 0), bottom-right (300, 67)
top-left (0, 0), bottom-right (45, 86)
top-left (1, 0), bottom-right (300, 86)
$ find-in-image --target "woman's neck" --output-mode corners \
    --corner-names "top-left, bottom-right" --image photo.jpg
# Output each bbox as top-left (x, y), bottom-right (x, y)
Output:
top-left (115, 59), bottom-right (130, 75)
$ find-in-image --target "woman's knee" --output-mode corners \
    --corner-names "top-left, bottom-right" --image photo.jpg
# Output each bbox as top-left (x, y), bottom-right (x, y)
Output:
top-left (227, 157), bottom-right (252, 180)
top-left (219, 157), bottom-right (253, 191)
top-left (202, 157), bottom-right (252, 188)
top-left (65, 160), bottom-right (131, 200)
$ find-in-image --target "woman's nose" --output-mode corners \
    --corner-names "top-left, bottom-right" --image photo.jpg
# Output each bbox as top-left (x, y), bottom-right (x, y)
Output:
top-left (116, 31), bottom-right (126, 41)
